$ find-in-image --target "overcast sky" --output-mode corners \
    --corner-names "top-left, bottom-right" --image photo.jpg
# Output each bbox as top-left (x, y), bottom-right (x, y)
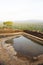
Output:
top-left (0, 0), bottom-right (43, 22)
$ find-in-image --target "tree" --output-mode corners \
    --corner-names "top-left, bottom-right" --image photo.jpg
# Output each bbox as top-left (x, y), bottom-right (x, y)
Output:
top-left (3, 21), bottom-right (13, 28)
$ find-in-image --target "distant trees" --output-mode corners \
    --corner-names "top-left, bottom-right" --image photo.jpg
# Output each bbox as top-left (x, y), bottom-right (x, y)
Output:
top-left (3, 21), bottom-right (13, 28)
top-left (2, 21), bottom-right (43, 32)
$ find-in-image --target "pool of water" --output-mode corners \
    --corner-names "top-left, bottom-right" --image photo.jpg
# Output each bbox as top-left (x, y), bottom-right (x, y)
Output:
top-left (12, 35), bottom-right (43, 57)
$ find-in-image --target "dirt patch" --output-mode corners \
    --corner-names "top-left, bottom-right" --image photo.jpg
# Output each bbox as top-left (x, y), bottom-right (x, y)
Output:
top-left (0, 29), bottom-right (22, 33)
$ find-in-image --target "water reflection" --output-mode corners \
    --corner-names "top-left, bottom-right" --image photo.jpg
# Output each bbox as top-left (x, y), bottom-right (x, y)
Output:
top-left (13, 36), bottom-right (43, 57)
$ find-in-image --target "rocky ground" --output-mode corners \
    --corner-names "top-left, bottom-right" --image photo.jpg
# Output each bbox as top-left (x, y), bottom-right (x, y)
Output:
top-left (0, 38), bottom-right (30, 65)
top-left (0, 36), bottom-right (43, 65)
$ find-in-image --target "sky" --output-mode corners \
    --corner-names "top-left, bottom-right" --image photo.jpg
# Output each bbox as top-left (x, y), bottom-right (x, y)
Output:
top-left (0, 0), bottom-right (43, 22)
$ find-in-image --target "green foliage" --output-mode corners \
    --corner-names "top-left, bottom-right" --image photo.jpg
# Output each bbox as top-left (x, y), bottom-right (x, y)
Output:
top-left (3, 21), bottom-right (13, 28)
top-left (3, 21), bottom-right (13, 26)
top-left (13, 23), bottom-right (43, 32)
top-left (0, 22), bottom-right (43, 32)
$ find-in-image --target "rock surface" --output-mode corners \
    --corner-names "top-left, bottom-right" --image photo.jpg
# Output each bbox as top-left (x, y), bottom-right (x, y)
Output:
top-left (0, 36), bottom-right (43, 65)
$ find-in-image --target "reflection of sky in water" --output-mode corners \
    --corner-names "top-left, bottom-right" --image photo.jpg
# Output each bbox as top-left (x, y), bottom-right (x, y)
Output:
top-left (13, 36), bottom-right (43, 57)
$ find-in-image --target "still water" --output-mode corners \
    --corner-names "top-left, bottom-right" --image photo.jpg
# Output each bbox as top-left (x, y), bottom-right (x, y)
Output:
top-left (12, 35), bottom-right (43, 57)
